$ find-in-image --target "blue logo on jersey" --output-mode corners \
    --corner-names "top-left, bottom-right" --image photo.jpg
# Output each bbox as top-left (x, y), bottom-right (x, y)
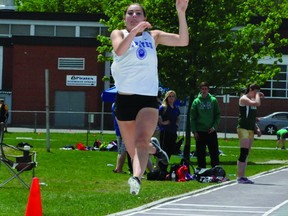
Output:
top-left (136, 47), bottom-right (147, 60)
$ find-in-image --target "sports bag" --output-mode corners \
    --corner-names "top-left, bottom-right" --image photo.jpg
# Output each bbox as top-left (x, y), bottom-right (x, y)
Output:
top-left (195, 166), bottom-right (226, 183)
top-left (147, 169), bottom-right (168, 181)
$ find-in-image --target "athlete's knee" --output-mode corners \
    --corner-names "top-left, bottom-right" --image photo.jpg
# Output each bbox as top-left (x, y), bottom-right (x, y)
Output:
top-left (238, 148), bottom-right (249, 162)
top-left (135, 137), bottom-right (149, 149)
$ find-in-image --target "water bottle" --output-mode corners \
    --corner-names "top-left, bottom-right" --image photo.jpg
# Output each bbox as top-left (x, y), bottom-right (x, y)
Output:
top-left (23, 145), bottom-right (30, 158)
top-left (171, 171), bottom-right (176, 182)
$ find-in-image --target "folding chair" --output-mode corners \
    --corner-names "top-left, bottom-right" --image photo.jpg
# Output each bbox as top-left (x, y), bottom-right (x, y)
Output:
top-left (0, 122), bottom-right (37, 189)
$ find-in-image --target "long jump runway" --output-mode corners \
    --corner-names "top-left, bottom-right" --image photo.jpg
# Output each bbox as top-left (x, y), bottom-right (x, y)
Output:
top-left (117, 167), bottom-right (288, 216)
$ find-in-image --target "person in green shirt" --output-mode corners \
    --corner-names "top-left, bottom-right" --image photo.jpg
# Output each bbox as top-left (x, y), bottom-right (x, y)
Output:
top-left (190, 82), bottom-right (221, 169)
top-left (276, 128), bottom-right (288, 150)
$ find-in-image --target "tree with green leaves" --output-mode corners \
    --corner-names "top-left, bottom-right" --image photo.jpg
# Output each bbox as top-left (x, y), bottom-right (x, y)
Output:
top-left (15, 0), bottom-right (102, 13)
top-left (98, 0), bottom-right (288, 162)
top-left (98, 0), bottom-right (287, 94)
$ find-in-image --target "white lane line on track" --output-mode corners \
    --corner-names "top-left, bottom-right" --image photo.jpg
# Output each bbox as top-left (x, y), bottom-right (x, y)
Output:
top-left (262, 199), bottom-right (288, 216)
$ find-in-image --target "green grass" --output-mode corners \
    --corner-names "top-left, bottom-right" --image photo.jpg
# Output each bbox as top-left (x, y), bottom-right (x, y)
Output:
top-left (0, 132), bottom-right (287, 216)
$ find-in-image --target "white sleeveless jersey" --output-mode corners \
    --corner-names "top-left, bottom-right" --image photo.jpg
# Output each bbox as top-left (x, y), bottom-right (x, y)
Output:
top-left (111, 30), bottom-right (158, 96)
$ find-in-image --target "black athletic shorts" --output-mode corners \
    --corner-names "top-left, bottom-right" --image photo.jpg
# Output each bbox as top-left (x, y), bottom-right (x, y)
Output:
top-left (115, 93), bottom-right (159, 121)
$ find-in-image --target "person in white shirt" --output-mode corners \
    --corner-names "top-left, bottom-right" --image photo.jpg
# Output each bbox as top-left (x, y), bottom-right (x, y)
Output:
top-left (110, 0), bottom-right (189, 195)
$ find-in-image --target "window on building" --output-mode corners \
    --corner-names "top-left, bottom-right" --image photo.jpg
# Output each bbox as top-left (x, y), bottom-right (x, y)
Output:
top-left (35, 25), bottom-right (55, 36)
top-left (261, 65), bottom-right (288, 98)
top-left (58, 58), bottom-right (85, 70)
top-left (56, 26), bottom-right (75, 37)
top-left (279, 65), bottom-right (286, 72)
top-left (100, 27), bottom-right (109, 37)
top-left (80, 26), bottom-right (99, 38)
top-left (262, 89), bottom-right (271, 97)
top-left (11, 24), bottom-right (30, 35)
top-left (262, 82), bottom-right (271, 88)
top-left (274, 73), bottom-right (286, 81)
top-left (0, 24), bottom-right (9, 35)
top-left (272, 81), bottom-right (286, 88)
top-left (272, 89), bottom-right (286, 97)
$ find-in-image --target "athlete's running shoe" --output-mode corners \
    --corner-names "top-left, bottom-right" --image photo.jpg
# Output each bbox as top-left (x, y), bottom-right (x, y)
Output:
top-left (151, 137), bottom-right (169, 165)
top-left (128, 176), bottom-right (141, 195)
top-left (237, 177), bottom-right (254, 184)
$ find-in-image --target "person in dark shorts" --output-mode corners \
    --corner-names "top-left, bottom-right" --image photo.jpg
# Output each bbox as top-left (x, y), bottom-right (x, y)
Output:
top-left (110, 0), bottom-right (189, 195)
top-left (236, 83), bottom-right (264, 184)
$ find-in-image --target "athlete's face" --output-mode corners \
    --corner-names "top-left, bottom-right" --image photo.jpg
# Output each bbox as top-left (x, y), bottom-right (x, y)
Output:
top-left (250, 89), bottom-right (260, 98)
top-left (124, 5), bottom-right (146, 31)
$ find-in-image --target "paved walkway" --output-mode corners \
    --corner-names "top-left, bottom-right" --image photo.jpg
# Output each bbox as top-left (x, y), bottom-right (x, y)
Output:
top-left (111, 167), bottom-right (288, 216)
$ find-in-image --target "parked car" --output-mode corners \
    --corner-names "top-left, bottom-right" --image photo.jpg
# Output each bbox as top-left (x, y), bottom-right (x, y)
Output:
top-left (257, 112), bottom-right (288, 135)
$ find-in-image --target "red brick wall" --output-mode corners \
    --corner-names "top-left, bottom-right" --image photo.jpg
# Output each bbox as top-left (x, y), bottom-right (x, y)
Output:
top-left (10, 44), bottom-right (105, 125)
top-left (2, 47), bottom-right (13, 91)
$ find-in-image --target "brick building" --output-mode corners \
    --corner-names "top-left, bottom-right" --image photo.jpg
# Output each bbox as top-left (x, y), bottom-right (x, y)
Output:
top-left (0, 12), bottom-right (110, 129)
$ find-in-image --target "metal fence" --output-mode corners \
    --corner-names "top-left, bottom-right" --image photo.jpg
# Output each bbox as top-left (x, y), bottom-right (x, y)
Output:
top-left (7, 110), bottom-right (238, 134)
top-left (8, 110), bottom-right (113, 132)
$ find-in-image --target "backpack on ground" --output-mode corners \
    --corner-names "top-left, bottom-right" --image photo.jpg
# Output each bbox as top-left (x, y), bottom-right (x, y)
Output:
top-left (147, 169), bottom-right (168, 181)
top-left (195, 166), bottom-right (226, 183)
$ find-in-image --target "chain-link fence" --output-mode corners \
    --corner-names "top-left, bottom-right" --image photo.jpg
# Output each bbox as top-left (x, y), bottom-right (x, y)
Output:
top-left (8, 110), bottom-right (113, 132)
top-left (7, 110), bottom-right (238, 134)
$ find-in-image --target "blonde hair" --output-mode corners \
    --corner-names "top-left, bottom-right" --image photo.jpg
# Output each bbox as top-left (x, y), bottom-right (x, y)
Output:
top-left (162, 90), bottom-right (176, 112)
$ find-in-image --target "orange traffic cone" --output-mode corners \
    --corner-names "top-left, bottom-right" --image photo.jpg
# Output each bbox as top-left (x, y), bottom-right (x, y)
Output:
top-left (25, 177), bottom-right (43, 216)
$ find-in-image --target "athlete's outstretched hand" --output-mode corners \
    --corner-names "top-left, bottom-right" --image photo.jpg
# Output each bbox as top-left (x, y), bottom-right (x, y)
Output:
top-left (176, 0), bottom-right (189, 13)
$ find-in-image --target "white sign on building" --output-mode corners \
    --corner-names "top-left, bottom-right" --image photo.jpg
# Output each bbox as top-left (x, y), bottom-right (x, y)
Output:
top-left (66, 75), bottom-right (97, 86)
